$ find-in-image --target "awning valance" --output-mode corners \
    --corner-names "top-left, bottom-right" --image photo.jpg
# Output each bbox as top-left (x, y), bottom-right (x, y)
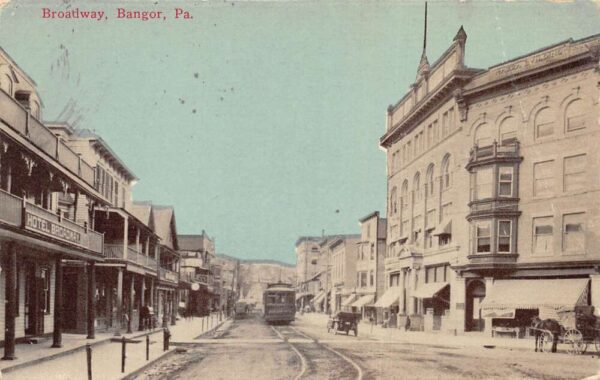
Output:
top-left (373, 287), bottom-right (402, 308)
top-left (342, 294), bottom-right (357, 307)
top-left (433, 219), bottom-right (452, 236)
top-left (352, 294), bottom-right (374, 308)
top-left (412, 282), bottom-right (449, 299)
top-left (480, 278), bottom-right (589, 319)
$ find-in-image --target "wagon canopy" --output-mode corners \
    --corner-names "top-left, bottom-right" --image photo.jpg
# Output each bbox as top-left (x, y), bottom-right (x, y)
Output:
top-left (480, 278), bottom-right (589, 319)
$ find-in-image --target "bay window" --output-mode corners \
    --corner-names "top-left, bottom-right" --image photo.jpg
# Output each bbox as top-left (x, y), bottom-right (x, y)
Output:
top-left (476, 221), bottom-right (491, 253)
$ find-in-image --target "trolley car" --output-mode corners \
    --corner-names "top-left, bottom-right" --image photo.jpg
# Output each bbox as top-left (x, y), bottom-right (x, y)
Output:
top-left (263, 282), bottom-right (296, 324)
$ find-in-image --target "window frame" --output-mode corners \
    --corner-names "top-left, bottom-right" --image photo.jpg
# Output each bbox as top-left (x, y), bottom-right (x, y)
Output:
top-left (562, 212), bottom-right (585, 253)
top-left (498, 166), bottom-right (514, 198)
top-left (497, 220), bottom-right (512, 253)
top-left (532, 216), bottom-right (553, 255)
top-left (476, 220), bottom-right (491, 254)
top-left (563, 154), bottom-right (586, 193)
top-left (533, 160), bottom-right (554, 198)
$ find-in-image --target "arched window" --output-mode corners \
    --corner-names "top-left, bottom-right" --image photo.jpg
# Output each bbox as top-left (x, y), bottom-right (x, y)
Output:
top-left (534, 107), bottom-right (554, 139)
top-left (441, 155), bottom-right (451, 190)
top-left (474, 122), bottom-right (493, 147)
top-left (499, 117), bottom-right (517, 144)
top-left (400, 180), bottom-right (409, 211)
top-left (390, 187), bottom-right (397, 215)
top-left (0, 74), bottom-right (12, 96)
top-left (565, 99), bottom-right (585, 132)
top-left (413, 172), bottom-right (421, 202)
top-left (426, 164), bottom-right (435, 197)
top-left (30, 100), bottom-right (40, 120)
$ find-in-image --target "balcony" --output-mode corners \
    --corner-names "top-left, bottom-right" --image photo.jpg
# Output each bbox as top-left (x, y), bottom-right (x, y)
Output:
top-left (0, 89), bottom-right (96, 188)
top-left (467, 140), bottom-right (521, 169)
top-left (0, 189), bottom-right (104, 255)
top-left (104, 243), bottom-right (157, 271)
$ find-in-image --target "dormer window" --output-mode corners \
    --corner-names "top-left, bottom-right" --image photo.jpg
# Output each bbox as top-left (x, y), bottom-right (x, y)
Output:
top-left (15, 91), bottom-right (31, 110)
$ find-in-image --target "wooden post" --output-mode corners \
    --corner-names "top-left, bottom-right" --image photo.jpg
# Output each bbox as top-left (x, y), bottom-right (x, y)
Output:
top-left (115, 267), bottom-right (123, 336)
top-left (87, 262), bottom-right (96, 339)
top-left (127, 275), bottom-right (134, 334)
top-left (2, 242), bottom-right (17, 360)
top-left (52, 255), bottom-right (63, 347)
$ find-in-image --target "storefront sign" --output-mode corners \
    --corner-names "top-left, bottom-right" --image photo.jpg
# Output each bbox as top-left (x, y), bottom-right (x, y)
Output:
top-left (493, 45), bottom-right (568, 80)
top-left (25, 211), bottom-right (83, 246)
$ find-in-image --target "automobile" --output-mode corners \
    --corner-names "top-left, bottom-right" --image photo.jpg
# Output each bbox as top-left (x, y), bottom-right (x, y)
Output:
top-left (327, 311), bottom-right (359, 336)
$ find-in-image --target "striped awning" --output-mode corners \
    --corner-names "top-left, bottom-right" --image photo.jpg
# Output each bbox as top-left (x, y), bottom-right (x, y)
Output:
top-left (352, 294), bottom-right (374, 308)
top-left (412, 282), bottom-right (449, 299)
top-left (342, 294), bottom-right (358, 307)
top-left (373, 287), bottom-right (402, 308)
top-left (480, 278), bottom-right (589, 319)
top-left (312, 290), bottom-right (326, 305)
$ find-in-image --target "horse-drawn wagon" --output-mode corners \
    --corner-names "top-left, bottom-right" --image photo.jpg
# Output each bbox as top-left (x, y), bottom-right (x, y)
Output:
top-left (532, 306), bottom-right (600, 355)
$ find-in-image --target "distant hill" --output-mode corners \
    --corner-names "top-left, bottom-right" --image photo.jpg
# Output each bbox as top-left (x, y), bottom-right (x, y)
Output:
top-left (215, 254), bottom-right (297, 308)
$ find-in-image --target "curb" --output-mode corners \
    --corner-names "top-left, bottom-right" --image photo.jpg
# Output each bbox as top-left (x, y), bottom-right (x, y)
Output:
top-left (0, 328), bottom-right (164, 375)
top-left (120, 349), bottom-right (178, 380)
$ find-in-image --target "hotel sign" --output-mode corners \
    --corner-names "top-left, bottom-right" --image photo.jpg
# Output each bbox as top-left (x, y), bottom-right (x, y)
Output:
top-left (24, 212), bottom-right (83, 247)
top-left (493, 45), bottom-right (569, 80)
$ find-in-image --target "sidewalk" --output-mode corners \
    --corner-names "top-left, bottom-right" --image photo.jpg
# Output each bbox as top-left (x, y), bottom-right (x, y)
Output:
top-left (297, 313), bottom-right (533, 352)
top-left (0, 312), bottom-right (228, 380)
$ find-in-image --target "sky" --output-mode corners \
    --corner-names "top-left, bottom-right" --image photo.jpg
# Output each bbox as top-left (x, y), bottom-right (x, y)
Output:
top-left (0, 0), bottom-right (598, 264)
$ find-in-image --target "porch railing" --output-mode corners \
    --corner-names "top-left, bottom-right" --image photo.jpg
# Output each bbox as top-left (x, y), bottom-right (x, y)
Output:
top-left (0, 88), bottom-right (96, 189)
top-left (160, 268), bottom-right (179, 283)
top-left (104, 243), bottom-right (158, 272)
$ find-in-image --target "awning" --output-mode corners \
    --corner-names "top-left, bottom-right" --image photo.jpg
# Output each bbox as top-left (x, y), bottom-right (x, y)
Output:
top-left (352, 294), bottom-right (374, 308)
top-left (342, 294), bottom-right (357, 307)
top-left (480, 278), bottom-right (589, 319)
top-left (412, 282), bottom-right (449, 299)
top-left (373, 287), bottom-right (402, 308)
top-left (312, 290), bottom-right (326, 305)
top-left (433, 219), bottom-right (452, 236)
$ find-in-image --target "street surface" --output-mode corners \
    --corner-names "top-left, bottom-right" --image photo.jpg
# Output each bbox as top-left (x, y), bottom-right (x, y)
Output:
top-left (136, 313), bottom-right (600, 380)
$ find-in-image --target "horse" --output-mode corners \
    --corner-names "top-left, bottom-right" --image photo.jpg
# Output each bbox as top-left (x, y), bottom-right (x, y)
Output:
top-left (531, 317), bottom-right (564, 353)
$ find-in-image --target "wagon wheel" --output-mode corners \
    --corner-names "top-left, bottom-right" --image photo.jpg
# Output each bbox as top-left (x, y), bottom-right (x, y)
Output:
top-left (539, 331), bottom-right (554, 353)
top-left (564, 329), bottom-right (585, 355)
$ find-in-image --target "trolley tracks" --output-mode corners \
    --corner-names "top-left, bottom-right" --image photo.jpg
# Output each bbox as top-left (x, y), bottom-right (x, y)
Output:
top-left (271, 324), bottom-right (364, 380)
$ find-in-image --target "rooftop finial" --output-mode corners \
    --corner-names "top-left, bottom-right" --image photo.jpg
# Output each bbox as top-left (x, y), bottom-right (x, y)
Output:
top-left (423, 2), bottom-right (428, 55)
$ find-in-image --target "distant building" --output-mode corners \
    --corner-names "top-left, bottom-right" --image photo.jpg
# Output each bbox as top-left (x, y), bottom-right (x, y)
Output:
top-left (178, 231), bottom-right (216, 316)
top-left (329, 235), bottom-right (361, 313)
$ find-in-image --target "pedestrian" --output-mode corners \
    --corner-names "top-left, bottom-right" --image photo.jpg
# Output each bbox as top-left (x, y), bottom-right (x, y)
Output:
top-left (405, 315), bottom-right (411, 332)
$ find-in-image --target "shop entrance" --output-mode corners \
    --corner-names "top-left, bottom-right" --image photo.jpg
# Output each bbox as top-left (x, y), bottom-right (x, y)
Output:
top-left (465, 279), bottom-right (486, 332)
top-left (24, 265), bottom-right (46, 336)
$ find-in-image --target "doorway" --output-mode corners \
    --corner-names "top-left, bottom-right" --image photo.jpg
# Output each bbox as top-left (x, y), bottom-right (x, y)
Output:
top-left (465, 279), bottom-right (486, 332)
top-left (24, 265), bottom-right (45, 336)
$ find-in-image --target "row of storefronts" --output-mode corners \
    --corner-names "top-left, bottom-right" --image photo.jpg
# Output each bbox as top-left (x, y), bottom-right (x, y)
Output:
top-left (298, 29), bottom-right (600, 337)
top-left (0, 46), bottom-right (234, 360)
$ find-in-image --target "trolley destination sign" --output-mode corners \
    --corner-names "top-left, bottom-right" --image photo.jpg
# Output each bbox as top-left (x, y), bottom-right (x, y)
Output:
top-left (24, 211), bottom-right (83, 246)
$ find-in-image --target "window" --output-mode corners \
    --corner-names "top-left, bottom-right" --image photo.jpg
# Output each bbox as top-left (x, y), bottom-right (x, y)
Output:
top-left (370, 243), bottom-right (374, 260)
top-left (533, 216), bottom-right (553, 254)
top-left (473, 167), bottom-right (493, 200)
top-left (407, 141), bottom-right (412, 160)
top-left (565, 99), bottom-right (585, 132)
top-left (426, 165), bottom-right (435, 197)
top-left (41, 267), bottom-right (51, 314)
top-left (425, 230), bottom-right (433, 249)
top-left (448, 108), bottom-right (455, 133)
top-left (401, 181), bottom-right (409, 210)
top-left (442, 112), bottom-right (449, 137)
top-left (476, 221), bottom-right (491, 253)
top-left (563, 213), bottom-right (584, 252)
top-left (533, 160), bottom-right (554, 197)
top-left (498, 167), bottom-right (513, 197)
top-left (499, 117), bottom-right (517, 143)
top-left (474, 123), bottom-right (493, 147)
top-left (390, 187), bottom-right (397, 215)
top-left (413, 173), bottom-right (421, 203)
top-left (427, 124), bottom-right (433, 147)
top-left (370, 271), bottom-right (374, 286)
top-left (498, 220), bottom-right (511, 253)
top-left (433, 120), bottom-right (439, 142)
top-left (414, 134), bottom-right (420, 156)
top-left (535, 107), bottom-right (554, 139)
top-left (441, 156), bottom-right (451, 190)
top-left (1, 74), bottom-right (13, 96)
top-left (564, 154), bottom-right (586, 192)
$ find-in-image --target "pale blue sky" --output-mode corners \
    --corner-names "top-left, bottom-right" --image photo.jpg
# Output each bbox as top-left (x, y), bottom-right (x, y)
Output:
top-left (0, 1), bottom-right (598, 264)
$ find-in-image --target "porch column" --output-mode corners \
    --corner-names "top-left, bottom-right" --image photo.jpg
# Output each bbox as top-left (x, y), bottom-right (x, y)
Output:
top-left (162, 291), bottom-right (168, 328)
top-left (127, 275), bottom-right (135, 334)
top-left (483, 277), bottom-right (494, 336)
top-left (399, 270), bottom-right (406, 315)
top-left (171, 290), bottom-right (177, 326)
top-left (3, 242), bottom-right (17, 360)
top-left (136, 228), bottom-right (140, 254)
top-left (139, 277), bottom-right (146, 331)
top-left (87, 262), bottom-right (96, 339)
top-left (52, 256), bottom-right (63, 348)
top-left (123, 217), bottom-right (129, 260)
top-left (115, 267), bottom-right (123, 336)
